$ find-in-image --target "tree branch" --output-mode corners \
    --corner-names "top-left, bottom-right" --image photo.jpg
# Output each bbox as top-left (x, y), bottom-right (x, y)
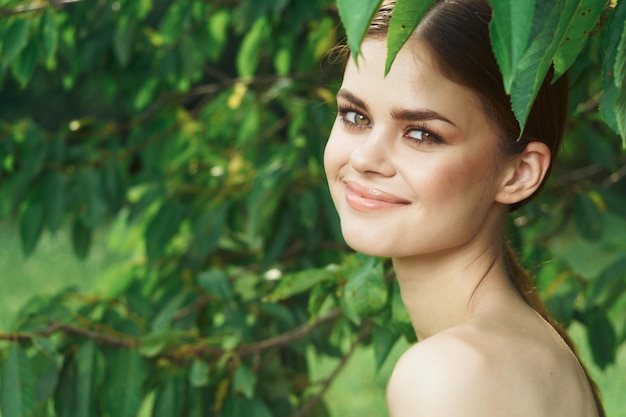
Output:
top-left (0, 307), bottom-right (343, 360)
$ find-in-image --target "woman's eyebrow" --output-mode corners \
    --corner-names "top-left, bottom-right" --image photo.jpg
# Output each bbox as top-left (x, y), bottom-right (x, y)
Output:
top-left (390, 107), bottom-right (457, 127)
top-left (337, 89), bottom-right (456, 128)
top-left (336, 89), bottom-right (368, 110)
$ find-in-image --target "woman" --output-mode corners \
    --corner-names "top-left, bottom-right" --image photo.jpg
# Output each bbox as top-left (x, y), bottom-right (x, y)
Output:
top-left (324, 0), bottom-right (604, 416)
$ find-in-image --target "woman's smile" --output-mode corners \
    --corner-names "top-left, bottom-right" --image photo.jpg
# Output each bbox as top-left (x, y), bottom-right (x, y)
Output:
top-left (343, 180), bottom-right (412, 212)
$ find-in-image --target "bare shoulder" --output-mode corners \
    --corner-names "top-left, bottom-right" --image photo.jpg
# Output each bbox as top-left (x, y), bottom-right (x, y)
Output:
top-left (386, 320), bottom-right (598, 417)
top-left (387, 329), bottom-right (504, 417)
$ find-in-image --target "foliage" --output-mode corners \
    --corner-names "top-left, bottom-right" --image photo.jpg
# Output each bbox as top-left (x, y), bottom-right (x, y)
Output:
top-left (0, 0), bottom-right (624, 416)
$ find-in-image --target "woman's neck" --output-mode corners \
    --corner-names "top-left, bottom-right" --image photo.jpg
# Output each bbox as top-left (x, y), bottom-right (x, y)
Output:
top-left (392, 242), bottom-right (517, 341)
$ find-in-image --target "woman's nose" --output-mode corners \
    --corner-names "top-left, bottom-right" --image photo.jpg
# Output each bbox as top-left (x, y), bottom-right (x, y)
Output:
top-left (349, 130), bottom-right (395, 177)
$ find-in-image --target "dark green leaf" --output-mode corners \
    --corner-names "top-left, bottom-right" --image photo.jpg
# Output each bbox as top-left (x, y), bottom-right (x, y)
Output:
top-left (2, 18), bottom-right (30, 64)
top-left (103, 349), bottom-right (148, 417)
top-left (11, 41), bottom-right (39, 87)
top-left (113, 15), bottom-right (137, 68)
top-left (198, 269), bottom-right (233, 300)
top-left (145, 201), bottom-right (183, 261)
top-left (0, 345), bottom-right (36, 417)
top-left (510, 0), bottom-right (587, 133)
top-left (584, 306), bottom-right (617, 369)
top-left (153, 376), bottom-right (184, 417)
top-left (39, 9), bottom-right (58, 63)
top-left (341, 255), bottom-right (387, 323)
top-left (599, 0), bottom-right (625, 141)
top-left (72, 216), bottom-right (92, 260)
top-left (233, 363), bottom-right (256, 399)
top-left (552, 0), bottom-right (607, 80)
top-left (385, 0), bottom-right (433, 75)
top-left (19, 199), bottom-right (44, 256)
top-left (372, 324), bottom-right (397, 370)
top-left (222, 396), bottom-right (273, 417)
top-left (337, 0), bottom-right (382, 60)
top-left (75, 341), bottom-right (98, 417)
top-left (43, 171), bottom-right (67, 233)
top-left (574, 192), bottom-right (604, 241)
top-left (489, 0), bottom-right (536, 92)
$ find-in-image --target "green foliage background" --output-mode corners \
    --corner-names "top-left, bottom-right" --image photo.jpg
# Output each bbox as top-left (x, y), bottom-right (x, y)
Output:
top-left (0, 0), bottom-right (624, 416)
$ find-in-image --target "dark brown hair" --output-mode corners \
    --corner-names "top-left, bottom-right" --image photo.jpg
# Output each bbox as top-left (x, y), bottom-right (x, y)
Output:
top-left (369, 1), bottom-right (604, 415)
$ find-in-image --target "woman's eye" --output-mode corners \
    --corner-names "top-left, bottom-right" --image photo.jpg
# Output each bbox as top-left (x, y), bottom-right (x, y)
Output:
top-left (345, 111), bottom-right (370, 126)
top-left (408, 129), bottom-right (430, 141)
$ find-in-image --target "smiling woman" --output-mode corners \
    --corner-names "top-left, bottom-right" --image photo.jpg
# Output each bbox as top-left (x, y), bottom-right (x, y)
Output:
top-left (324, 1), bottom-right (605, 416)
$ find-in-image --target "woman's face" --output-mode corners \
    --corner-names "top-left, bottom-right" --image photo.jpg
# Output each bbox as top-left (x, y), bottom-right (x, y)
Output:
top-left (324, 38), bottom-right (510, 259)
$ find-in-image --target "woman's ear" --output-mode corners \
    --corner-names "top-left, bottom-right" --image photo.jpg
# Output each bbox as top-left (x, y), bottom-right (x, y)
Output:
top-left (495, 141), bottom-right (551, 205)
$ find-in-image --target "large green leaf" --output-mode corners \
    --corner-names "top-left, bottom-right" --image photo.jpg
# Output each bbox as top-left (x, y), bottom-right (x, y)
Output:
top-left (599, 0), bottom-right (626, 142)
top-left (145, 201), bottom-right (183, 261)
top-left (509, 0), bottom-right (581, 133)
top-left (552, 0), bottom-right (607, 80)
top-left (236, 17), bottom-right (270, 78)
top-left (337, 0), bottom-right (382, 60)
top-left (264, 267), bottom-right (335, 302)
top-left (75, 341), bottom-right (99, 417)
top-left (103, 349), bottom-right (148, 417)
top-left (489, 0), bottom-right (536, 92)
top-left (1, 17), bottom-right (30, 64)
top-left (341, 255), bottom-right (387, 324)
top-left (584, 306), bottom-right (617, 369)
top-left (385, 0), bottom-right (433, 75)
top-left (0, 345), bottom-right (36, 417)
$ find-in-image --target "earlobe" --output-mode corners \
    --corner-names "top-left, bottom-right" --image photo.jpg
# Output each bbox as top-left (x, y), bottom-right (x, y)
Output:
top-left (495, 141), bottom-right (551, 205)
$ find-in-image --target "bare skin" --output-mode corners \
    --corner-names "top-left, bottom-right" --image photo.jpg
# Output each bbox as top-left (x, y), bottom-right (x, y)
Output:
top-left (324, 39), bottom-right (599, 416)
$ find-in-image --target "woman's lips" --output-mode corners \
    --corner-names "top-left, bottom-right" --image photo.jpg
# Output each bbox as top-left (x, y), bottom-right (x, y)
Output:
top-left (343, 180), bottom-right (411, 212)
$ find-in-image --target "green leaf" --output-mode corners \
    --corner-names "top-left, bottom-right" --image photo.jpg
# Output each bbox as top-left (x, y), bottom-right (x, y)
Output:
top-left (145, 201), bottom-right (183, 261)
top-left (75, 340), bottom-right (98, 417)
top-left (337, 0), bottom-right (382, 60)
top-left (2, 18), bottom-right (30, 64)
top-left (153, 376), bottom-right (184, 417)
top-left (103, 349), bottom-right (148, 417)
top-left (198, 269), bottom-right (233, 300)
top-left (574, 192), bottom-right (604, 241)
top-left (190, 359), bottom-right (210, 387)
top-left (233, 363), bottom-right (256, 399)
top-left (72, 216), bottom-right (92, 259)
top-left (19, 199), bottom-right (44, 256)
top-left (552, 0), bottom-right (607, 80)
top-left (11, 41), bottom-right (39, 87)
top-left (599, 0), bottom-right (626, 139)
top-left (385, 0), bottom-right (433, 75)
top-left (236, 17), bottom-right (270, 78)
top-left (76, 168), bottom-right (107, 228)
top-left (341, 255), bottom-right (387, 323)
top-left (39, 9), bottom-right (58, 63)
top-left (372, 324), bottom-right (397, 370)
top-left (264, 267), bottom-right (335, 302)
top-left (113, 15), bottom-right (137, 68)
top-left (510, 0), bottom-right (587, 133)
top-left (0, 345), bottom-right (36, 417)
top-left (584, 306), bottom-right (617, 369)
top-left (489, 0), bottom-right (536, 92)
top-left (222, 396), bottom-right (273, 417)
top-left (43, 171), bottom-right (67, 233)
top-left (151, 291), bottom-right (188, 331)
